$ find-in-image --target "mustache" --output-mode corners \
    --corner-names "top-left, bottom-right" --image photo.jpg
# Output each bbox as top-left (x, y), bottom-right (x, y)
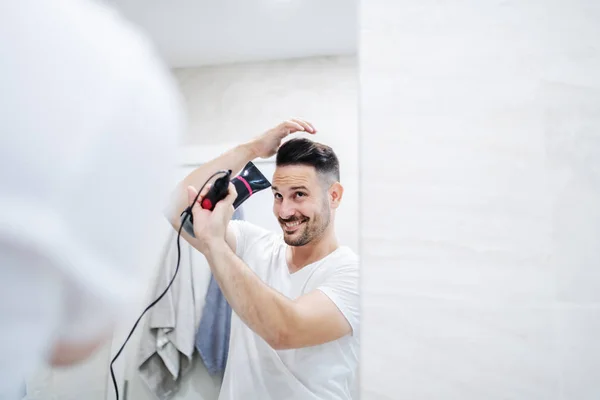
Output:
top-left (279, 216), bottom-right (308, 224)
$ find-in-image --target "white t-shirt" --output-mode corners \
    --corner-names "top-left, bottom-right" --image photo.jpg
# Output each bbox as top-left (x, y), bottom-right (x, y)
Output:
top-left (222, 220), bottom-right (360, 400)
top-left (0, 1), bottom-right (182, 398)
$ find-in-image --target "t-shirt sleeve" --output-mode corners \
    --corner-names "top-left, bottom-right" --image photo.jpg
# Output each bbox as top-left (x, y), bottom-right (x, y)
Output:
top-left (317, 262), bottom-right (360, 337)
top-left (228, 219), bottom-right (277, 261)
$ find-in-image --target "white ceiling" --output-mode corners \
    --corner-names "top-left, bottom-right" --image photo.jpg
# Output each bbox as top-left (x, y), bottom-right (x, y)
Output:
top-left (108, 0), bottom-right (357, 68)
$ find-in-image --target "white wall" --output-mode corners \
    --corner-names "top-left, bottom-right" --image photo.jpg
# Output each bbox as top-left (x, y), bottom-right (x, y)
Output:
top-left (361, 1), bottom-right (600, 399)
top-left (173, 55), bottom-right (359, 252)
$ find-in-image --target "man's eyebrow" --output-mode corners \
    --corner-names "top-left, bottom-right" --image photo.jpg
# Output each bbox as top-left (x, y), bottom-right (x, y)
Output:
top-left (271, 185), bottom-right (310, 191)
top-left (291, 186), bottom-right (309, 191)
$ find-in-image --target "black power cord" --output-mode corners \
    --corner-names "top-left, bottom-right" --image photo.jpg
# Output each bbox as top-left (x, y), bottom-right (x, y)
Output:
top-left (109, 170), bottom-right (230, 400)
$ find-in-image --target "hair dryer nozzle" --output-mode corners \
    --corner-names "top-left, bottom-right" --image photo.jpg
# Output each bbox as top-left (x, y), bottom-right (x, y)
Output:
top-left (231, 161), bottom-right (271, 209)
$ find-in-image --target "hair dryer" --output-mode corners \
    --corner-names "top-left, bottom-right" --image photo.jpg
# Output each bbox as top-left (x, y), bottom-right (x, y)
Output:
top-left (180, 161), bottom-right (271, 237)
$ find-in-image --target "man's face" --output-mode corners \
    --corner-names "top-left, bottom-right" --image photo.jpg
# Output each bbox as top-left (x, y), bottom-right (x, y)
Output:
top-left (271, 165), bottom-right (331, 246)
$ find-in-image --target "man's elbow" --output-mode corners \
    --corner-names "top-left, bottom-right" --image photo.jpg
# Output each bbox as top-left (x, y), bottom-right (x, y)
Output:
top-left (163, 203), bottom-right (180, 228)
top-left (49, 337), bottom-right (108, 367)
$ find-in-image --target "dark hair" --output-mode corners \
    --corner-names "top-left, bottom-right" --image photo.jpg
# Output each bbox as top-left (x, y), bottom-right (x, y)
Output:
top-left (276, 138), bottom-right (340, 183)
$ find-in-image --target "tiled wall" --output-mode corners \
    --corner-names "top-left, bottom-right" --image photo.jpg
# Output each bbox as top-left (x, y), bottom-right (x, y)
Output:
top-left (360, 1), bottom-right (600, 399)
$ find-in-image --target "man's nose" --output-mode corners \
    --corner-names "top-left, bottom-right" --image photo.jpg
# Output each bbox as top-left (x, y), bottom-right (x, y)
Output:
top-left (279, 200), bottom-right (296, 219)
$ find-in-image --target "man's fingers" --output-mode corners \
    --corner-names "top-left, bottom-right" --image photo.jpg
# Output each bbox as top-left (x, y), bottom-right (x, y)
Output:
top-left (200, 183), bottom-right (212, 197)
top-left (187, 186), bottom-right (201, 207)
top-left (213, 183), bottom-right (237, 214)
top-left (283, 120), bottom-right (305, 133)
top-left (291, 117), bottom-right (316, 133)
top-left (224, 182), bottom-right (237, 205)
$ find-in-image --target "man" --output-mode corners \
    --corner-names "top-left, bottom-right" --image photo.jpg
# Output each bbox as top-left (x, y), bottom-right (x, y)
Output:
top-left (0, 0), bottom-right (181, 397)
top-left (166, 119), bottom-right (359, 400)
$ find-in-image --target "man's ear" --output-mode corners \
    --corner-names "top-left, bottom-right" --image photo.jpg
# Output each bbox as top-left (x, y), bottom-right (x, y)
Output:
top-left (329, 182), bottom-right (344, 209)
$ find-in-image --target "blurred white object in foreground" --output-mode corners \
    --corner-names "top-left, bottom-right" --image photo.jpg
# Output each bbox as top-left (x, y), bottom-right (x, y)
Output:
top-left (0, 0), bottom-right (183, 398)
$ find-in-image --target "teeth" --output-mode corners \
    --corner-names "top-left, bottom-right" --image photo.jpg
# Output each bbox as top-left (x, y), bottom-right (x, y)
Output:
top-left (285, 221), bottom-right (302, 228)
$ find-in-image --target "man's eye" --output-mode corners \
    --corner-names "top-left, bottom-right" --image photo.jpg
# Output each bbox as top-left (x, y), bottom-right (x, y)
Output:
top-left (274, 193), bottom-right (282, 199)
top-left (296, 192), bottom-right (306, 198)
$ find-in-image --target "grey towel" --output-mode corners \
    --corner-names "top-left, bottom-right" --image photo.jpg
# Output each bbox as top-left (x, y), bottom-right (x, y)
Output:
top-left (194, 207), bottom-right (243, 375)
top-left (137, 228), bottom-right (198, 400)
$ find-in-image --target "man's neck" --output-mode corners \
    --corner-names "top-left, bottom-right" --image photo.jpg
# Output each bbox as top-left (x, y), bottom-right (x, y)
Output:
top-left (286, 230), bottom-right (339, 273)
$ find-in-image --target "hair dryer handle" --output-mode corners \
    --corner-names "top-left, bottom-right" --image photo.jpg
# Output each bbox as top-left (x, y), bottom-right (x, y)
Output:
top-left (200, 171), bottom-right (232, 210)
